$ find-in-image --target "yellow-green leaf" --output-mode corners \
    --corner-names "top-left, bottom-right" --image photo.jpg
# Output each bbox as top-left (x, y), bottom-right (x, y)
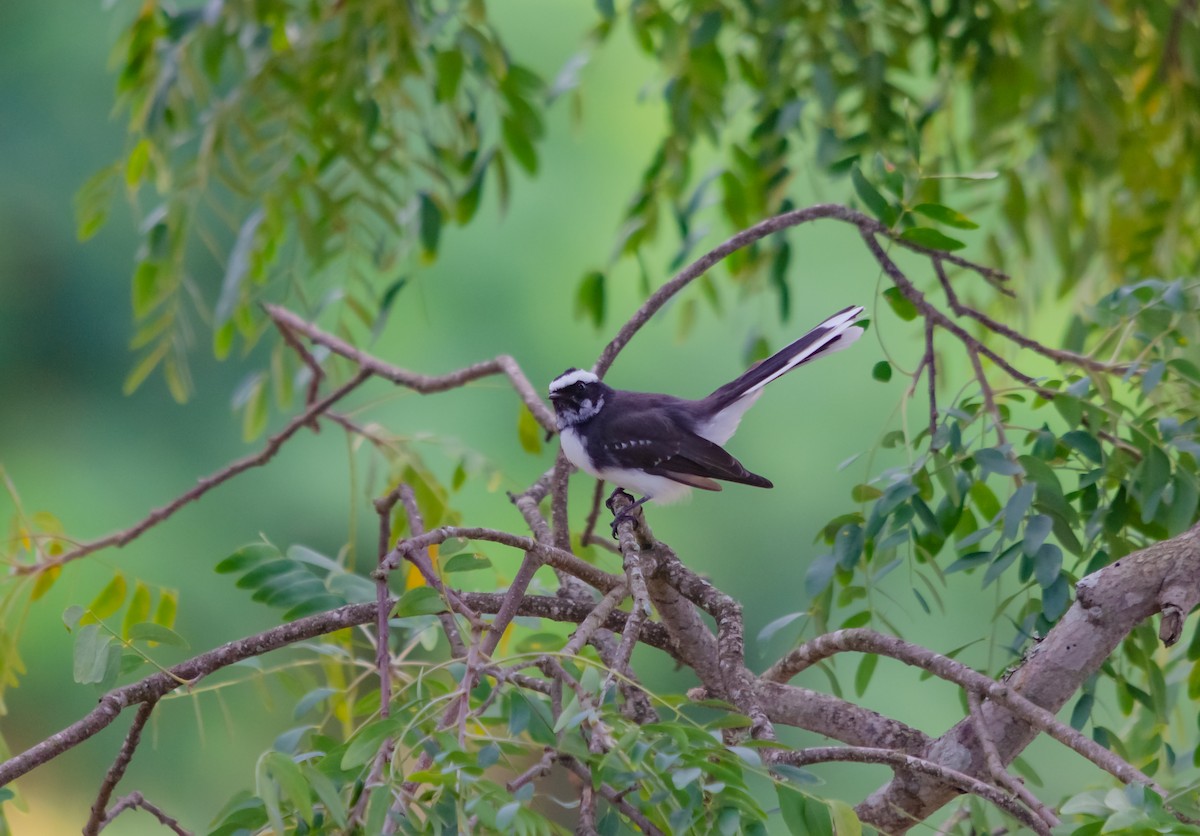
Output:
top-left (30, 565), bottom-right (61, 602)
top-left (153, 588), bottom-right (178, 630)
top-left (88, 572), bottom-right (127, 621)
top-left (828, 799), bottom-right (862, 836)
top-left (242, 375), bottom-right (269, 441)
top-left (517, 403), bottom-right (542, 454)
top-left (125, 138), bottom-right (154, 189)
top-left (122, 581), bottom-right (152, 639)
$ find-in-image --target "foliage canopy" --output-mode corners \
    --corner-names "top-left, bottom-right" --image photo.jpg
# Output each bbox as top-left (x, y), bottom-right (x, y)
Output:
top-left (6, 1), bottom-right (1200, 834)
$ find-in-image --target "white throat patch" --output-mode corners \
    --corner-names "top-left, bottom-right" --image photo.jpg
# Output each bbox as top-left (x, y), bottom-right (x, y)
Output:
top-left (549, 368), bottom-right (600, 392)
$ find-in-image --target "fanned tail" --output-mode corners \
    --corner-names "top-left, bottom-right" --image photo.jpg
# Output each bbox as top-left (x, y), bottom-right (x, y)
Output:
top-left (697, 305), bottom-right (864, 444)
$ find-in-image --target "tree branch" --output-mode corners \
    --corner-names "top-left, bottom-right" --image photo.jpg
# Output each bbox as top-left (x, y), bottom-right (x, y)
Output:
top-left (17, 370), bottom-right (370, 575)
top-left (263, 303), bottom-right (556, 432)
top-left (83, 699), bottom-right (158, 836)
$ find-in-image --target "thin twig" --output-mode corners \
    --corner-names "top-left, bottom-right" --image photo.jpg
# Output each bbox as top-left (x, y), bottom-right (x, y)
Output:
top-left (84, 699), bottom-right (158, 836)
top-left (967, 690), bottom-right (1060, 830)
top-left (772, 746), bottom-right (1046, 834)
top-left (97, 791), bottom-right (190, 835)
top-left (559, 755), bottom-right (666, 836)
top-left (18, 370), bottom-right (370, 575)
top-left (933, 258), bottom-right (1130, 376)
top-left (269, 309), bottom-right (326, 424)
top-left (593, 204), bottom-right (1011, 377)
top-left (264, 303), bottom-right (556, 432)
top-left (563, 583), bottom-right (629, 656)
top-left (380, 525), bottom-right (622, 595)
top-left (0, 593), bottom-right (674, 786)
top-left (349, 486), bottom-right (406, 828)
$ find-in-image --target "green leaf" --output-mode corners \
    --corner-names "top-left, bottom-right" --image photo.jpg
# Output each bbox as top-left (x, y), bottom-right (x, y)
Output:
top-left (672, 766), bottom-right (704, 789)
top-left (912, 203), bottom-right (979, 229)
top-left (804, 553), bottom-right (838, 599)
top-left (827, 799), bottom-right (862, 836)
top-left (128, 622), bottom-right (189, 647)
top-left (1023, 515), bottom-right (1053, 556)
top-left (502, 116), bottom-right (538, 174)
top-left (575, 271), bottom-right (605, 327)
top-left (833, 524), bottom-right (864, 570)
top-left (871, 361), bottom-right (892, 382)
top-left (851, 484), bottom-right (882, 502)
top-left (851, 166), bottom-right (890, 223)
top-left (1062, 430), bottom-right (1103, 464)
top-left (304, 764), bottom-right (348, 827)
top-left (969, 480), bottom-right (1002, 521)
top-left (154, 588), bottom-right (178, 629)
top-left (74, 162), bottom-right (120, 241)
top-left (758, 611), bottom-right (804, 642)
top-left (73, 624), bottom-right (113, 684)
top-left (1167, 469), bottom-right (1199, 536)
top-left (854, 653), bottom-right (877, 697)
top-left (495, 801), bottom-right (521, 829)
top-left (89, 573), bottom-right (128, 621)
top-left (418, 191), bottom-right (442, 257)
top-left (899, 226), bottom-right (966, 251)
top-left (215, 207), bottom-right (264, 326)
top-left (393, 586), bottom-right (446, 618)
top-left (241, 375), bottom-right (269, 442)
top-left (434, 50), bottom-right (464, 101)
top-left (974, 448), bottom-right (1023, 478)
top-left (31, 565), bottom-right (61, 602)
top-left (1139, 445), bottom-right (1172, 523)
top-left (882, 287), bottom-right (918, 321)
top-left (777, 783), bottom-right (832, 836)
top-left (217, 542), bottom-right (279, 573)
top-left (517, 403), bottom-right (543, 454)
top-left (341, 717), bottom-right (398, 770)
top-left (125, 138), bottom-right (154, 188)
top-left (1033, 542), bottom-right (1062, 589)
top-left (122, 340), bottom-right (169, 395)
top-left (442, 553), bottom-right (492, 573)
top-left (1070, 692), bottom-right (1094, 730)
top-left (264, 751), bottom-right (313, 824)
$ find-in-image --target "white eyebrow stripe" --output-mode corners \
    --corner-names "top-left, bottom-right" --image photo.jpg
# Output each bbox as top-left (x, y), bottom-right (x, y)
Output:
top-left (549, 369), bottom-right (600, 392)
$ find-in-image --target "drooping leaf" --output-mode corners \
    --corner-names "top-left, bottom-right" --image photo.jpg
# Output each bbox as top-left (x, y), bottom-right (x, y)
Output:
top-left (899, 226), bottom-right (966, 251)
top-left (912, 202), bottom-right (979, 229)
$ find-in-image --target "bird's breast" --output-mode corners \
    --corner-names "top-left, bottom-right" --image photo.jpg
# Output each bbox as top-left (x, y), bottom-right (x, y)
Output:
top-left (558, 427), bottom-right (601, 479)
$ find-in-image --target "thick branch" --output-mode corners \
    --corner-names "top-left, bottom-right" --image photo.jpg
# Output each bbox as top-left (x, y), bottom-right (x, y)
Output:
top-left (0, 592), bottom-right (673, 787)
top-left (858, 522), bottom-right (1200, 832)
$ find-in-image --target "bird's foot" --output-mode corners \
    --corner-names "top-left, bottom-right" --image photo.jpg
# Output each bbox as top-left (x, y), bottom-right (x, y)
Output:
top-left (606, 489), bottom-right (647, 539)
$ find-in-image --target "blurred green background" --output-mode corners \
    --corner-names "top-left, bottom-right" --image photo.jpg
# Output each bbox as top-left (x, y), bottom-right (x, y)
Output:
top-left (0, 2), bottom-right (1099, 833)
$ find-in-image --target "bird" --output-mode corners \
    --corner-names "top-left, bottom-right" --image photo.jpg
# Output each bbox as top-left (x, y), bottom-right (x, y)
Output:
top-left (548, 305), bottom-right (865, 532)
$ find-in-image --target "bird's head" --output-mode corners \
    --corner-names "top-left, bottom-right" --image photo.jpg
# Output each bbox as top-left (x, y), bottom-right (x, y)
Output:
top-left (548, 368), bottom-right (609, 429)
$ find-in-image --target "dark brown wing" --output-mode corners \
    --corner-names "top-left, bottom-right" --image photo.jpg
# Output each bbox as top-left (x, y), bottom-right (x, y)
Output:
top-left (592, 404), bottom-right (772, 490)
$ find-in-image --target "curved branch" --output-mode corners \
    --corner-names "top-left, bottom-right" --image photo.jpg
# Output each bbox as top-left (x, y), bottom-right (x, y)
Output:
top-left (858, 521), bottom-right (1200, 832)
top-left (0, 592), bottom-right (674, 787)
top-left (593, 204), bottom-right (1010, 377)
top-left (264, 304), bottom-right (556, 432)
top-left (763, 627), bottom-right (1163, 796)
top-left (773, 746), bottom-right (1047, 835)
